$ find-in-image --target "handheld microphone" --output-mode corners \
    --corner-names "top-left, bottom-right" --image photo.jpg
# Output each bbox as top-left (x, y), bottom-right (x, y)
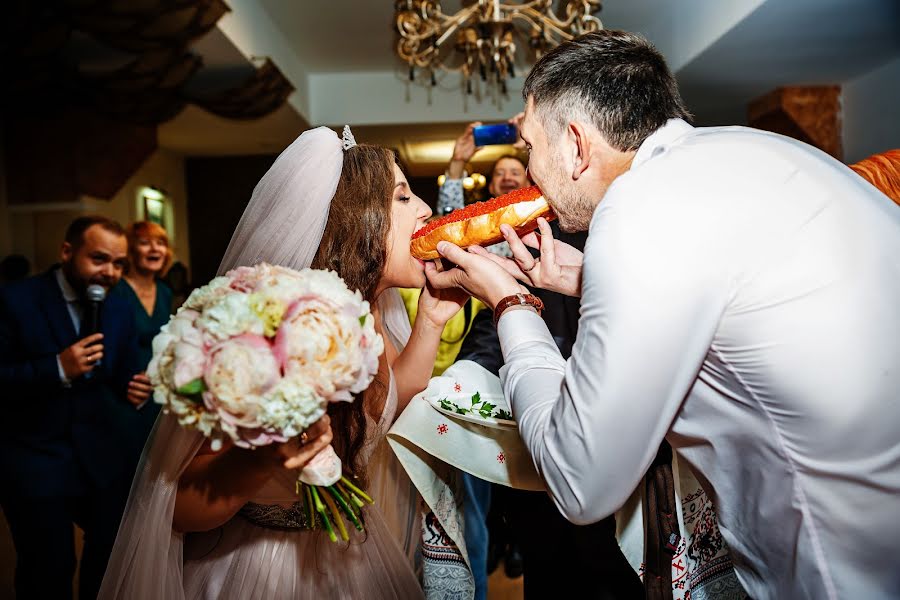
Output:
top-left (84, 284), bottom-right (106, 377)
top-left (85, 284), bottom-right (106, 337)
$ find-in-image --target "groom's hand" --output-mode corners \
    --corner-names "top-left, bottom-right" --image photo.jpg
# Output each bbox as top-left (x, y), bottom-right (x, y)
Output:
top-left (493, 217), bottom-right (584, 297)
top-left (425, 242), bottom-right (527, 309)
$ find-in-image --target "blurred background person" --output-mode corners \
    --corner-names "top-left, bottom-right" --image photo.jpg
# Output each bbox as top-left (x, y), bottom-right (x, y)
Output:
top-left (398, 282), bottom-right (490, 599)
top-left (162, 260), bottom-right (192, 311)
top-left (0, 215), bottom-right (149, 599)
top-left (438, 118), bottom-right (530, 217)
top-left (111, 221), bottom-right (174, 463)
top-left (0, 254), bottom-right (31, 285)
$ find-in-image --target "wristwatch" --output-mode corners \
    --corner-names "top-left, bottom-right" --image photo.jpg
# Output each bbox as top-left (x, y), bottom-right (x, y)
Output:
top-left (493, 293), bottom-right (544, 326)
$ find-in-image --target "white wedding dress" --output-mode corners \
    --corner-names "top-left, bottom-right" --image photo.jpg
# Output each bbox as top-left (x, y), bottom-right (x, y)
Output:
top-left (100, 346), bottom-right (424, 599)
top-left (180, 373), bottom-right (424, 599)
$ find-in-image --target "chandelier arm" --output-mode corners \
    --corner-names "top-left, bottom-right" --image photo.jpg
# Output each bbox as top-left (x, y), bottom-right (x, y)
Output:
top-left (497, 0), bottom-right (547, 14)
top-left (503, 0), bottom-right (575, 28)
top-left (434, 7), bottom-right (480, 47)
top-left (396, 15), bottom-right (439, 44)
top-left (515, 6), bottom-right (578, 40)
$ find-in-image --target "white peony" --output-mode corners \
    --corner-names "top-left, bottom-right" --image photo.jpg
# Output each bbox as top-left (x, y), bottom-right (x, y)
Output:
top-left (258, 377), bottom-right (327, 438)
top-left (197, 292), bottom-right (265, 341)
top-left (183, 276), bottom-right (231, 311)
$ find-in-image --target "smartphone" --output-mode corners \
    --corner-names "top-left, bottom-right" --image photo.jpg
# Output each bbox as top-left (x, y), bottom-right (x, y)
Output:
top-left (473, 123), bottom-right (518, 146)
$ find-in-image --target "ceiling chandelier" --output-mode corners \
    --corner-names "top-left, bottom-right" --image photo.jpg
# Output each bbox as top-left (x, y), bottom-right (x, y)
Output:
top-left (395, 0), bottom-right (603, 95)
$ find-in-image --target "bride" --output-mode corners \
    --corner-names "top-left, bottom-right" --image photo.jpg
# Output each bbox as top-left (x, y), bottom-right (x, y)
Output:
top-left (99, 127), bottom-right (468, 599)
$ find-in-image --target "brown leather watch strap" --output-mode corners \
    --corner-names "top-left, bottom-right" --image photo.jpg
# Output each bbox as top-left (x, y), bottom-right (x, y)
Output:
top-left (493, 293), bottom-right (545, 326)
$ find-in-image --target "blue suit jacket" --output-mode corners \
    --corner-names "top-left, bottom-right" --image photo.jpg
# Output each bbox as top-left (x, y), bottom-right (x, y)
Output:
top-left (0, 269), bottom-right (141, 498)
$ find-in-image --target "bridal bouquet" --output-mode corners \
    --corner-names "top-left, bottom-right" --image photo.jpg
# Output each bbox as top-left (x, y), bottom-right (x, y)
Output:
top-left (148, 263), bottom-right (382, 542)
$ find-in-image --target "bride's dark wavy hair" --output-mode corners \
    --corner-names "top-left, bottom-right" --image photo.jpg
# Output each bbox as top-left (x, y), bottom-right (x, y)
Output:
top-left (311, 143), bottom-right (396, 487)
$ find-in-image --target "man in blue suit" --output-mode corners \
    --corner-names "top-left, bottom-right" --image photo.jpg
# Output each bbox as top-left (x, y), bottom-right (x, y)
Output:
top-left (0, 215), bottom-right (153, 599)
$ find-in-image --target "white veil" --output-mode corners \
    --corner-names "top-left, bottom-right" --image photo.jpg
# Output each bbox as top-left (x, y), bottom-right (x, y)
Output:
top-left (99, 126), bottom-right (413, 599)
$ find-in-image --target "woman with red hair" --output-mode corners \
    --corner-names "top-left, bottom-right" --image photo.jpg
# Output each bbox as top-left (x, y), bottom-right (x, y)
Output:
top-left (111, 221), bottom-right (174, 450)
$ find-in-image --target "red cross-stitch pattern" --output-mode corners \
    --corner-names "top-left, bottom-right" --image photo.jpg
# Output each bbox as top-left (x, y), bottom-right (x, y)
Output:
top-left (497, 452), bottom-right (505, 464)
top-left (437, 423), bottom-right (449, 435)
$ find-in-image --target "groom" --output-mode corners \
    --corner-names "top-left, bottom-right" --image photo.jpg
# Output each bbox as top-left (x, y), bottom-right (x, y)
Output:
top-left (426, 30), bottom-right (900, 599)
top-left (0, 216), bottom-right (149, 599)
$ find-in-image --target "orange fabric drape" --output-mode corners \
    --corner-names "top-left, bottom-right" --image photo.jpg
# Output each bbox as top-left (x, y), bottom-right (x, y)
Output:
top-left (849, 149), bottom-right (900, 206)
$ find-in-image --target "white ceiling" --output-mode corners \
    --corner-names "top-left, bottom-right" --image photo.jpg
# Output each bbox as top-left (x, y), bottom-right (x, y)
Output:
top-left (257, 0), bottom-right (665, 73)
top-left (160, 0), bottom-right (900, 167)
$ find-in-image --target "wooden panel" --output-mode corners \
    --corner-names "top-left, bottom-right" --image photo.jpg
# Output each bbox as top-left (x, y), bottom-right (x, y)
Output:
top-left (748, 86), bottom-right (842, 160)
top-left (4, 107), bottom-right (156, 205)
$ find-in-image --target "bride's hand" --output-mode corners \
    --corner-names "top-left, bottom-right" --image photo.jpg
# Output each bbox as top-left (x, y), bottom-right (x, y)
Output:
top-left (256, 415), bottom-right (334, 470)
top-left (416, 271), bottom-right (470, 329)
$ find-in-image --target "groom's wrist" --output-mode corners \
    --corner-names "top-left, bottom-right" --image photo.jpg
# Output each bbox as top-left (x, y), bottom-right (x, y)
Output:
top-left (486, 283), bottom-right (529, 310)
top-left (493, 292), bottom-right (544, 326)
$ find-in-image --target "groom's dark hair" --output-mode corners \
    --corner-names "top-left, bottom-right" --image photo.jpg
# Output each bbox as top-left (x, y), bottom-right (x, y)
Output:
top-left (523, 29), bottom-right (691, 152)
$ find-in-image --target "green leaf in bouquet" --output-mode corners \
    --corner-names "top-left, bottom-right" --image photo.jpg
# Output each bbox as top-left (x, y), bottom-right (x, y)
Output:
top-left (359, 315), bottom-right (367, 327)
top-left (494, 409), bottom-right (513, 420)
top-left (478, 402), bottom-right (496, 418)
top-left (176, 378), bottom-right (207, 397)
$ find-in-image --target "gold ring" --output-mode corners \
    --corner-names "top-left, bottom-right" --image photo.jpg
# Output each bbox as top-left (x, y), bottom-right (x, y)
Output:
top-left (300, 432), bottom-right (309, 445)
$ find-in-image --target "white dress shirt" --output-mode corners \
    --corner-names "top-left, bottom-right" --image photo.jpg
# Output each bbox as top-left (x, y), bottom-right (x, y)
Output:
top-left (498, 119), bottom-right (900, 600)
top-left (55, 267), bottom-right (82, 385)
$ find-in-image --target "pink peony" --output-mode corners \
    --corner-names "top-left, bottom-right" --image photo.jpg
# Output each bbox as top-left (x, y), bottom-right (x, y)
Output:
top-left (204, 334), bottom-right (280, 433)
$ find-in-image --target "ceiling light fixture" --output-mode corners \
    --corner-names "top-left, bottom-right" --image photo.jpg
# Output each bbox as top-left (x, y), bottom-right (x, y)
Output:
top-left (395, 0), bottom-right (603, 96)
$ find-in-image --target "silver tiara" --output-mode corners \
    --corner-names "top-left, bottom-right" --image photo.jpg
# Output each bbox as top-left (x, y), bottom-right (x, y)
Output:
top-left (341, 125), bottom-right (357, 151)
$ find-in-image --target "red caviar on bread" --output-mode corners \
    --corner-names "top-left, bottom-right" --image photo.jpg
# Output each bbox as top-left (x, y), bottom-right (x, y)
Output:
top-left (410, 185), bottom-right (554, 260)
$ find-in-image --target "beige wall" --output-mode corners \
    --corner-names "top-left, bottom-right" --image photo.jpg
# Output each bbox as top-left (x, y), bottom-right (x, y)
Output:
top-left (2, 148), bottom-right (190, 274)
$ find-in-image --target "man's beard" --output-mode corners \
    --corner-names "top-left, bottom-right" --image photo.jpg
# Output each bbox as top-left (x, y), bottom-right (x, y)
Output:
top-left (544, 153), bottom-right (596, 233)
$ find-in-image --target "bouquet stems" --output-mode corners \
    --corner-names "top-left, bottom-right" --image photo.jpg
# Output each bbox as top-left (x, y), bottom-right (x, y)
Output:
top-left (320, 487), bottom-right (349, 542)
top-left (327, 485), bottom-right (363, 531)
top-left (309, 485), bottom-right (338, 542)
top-left (298, 477), bottom-right (375, 542)
top-left (340, 475), bottom-right (374, 504)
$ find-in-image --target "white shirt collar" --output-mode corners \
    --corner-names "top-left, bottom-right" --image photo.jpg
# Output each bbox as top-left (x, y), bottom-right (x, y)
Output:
top-left (630, 118), bottom-right (694, 171)
top-left (55, 267), bottom-right (80, 303)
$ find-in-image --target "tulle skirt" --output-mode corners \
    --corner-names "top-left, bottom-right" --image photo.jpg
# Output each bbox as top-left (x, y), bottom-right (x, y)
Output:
top-left (182, 505), bottom-right (424, 600)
